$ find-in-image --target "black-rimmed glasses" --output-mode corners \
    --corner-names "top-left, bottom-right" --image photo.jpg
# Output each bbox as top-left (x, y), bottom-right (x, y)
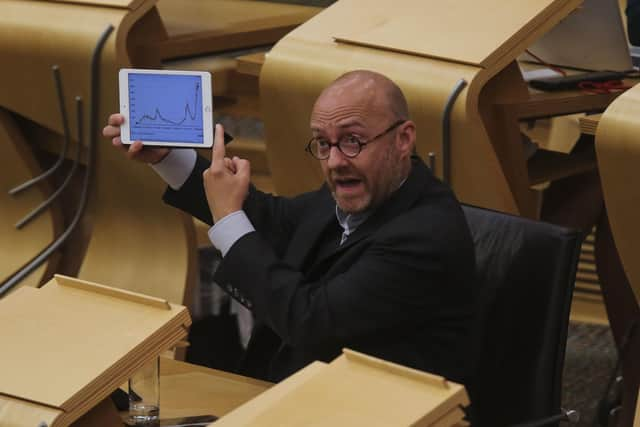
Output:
top-left (305, 120), bottom-right (406, 160)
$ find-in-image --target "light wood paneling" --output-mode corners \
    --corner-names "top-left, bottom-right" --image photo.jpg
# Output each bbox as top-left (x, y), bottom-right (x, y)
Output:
top-left (596, 83), bottom-right (640, 304)
top-left (154, 0), bottom-right (320, 59)
top-left (0, 109), bottom-right (62, 292)
top-left (260, 0), bottom-right (582, 217)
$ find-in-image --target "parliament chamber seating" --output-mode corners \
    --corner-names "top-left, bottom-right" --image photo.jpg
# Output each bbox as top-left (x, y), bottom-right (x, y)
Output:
top-left (0, 0), bottom-right (317, 304)
top-left (2, 0), bottom-right (640, 425)
top-left (462, 204), bottom-right (581, 426)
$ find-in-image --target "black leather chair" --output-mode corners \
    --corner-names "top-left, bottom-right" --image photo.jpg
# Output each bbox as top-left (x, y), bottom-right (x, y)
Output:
top-left (461, 205), bottom-right (582, 427)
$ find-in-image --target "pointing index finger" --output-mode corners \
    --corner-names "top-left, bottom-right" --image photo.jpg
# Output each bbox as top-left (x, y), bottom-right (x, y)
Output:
top-left (212, 123), bottom-right (225, 165)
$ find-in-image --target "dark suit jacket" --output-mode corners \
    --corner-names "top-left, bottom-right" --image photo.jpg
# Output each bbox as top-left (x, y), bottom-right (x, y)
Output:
top-left (164, 155), bottom-right (476, 383)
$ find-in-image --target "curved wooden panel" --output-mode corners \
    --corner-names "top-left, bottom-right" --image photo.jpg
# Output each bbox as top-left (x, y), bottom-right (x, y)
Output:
top-left (0, 109), bottom-right (62, 292)
top-left (260, 0), bottom-right (581, 215)
top-left (0, 1), bottom-right (134, 135)
top-left (155, 0), bottom-right (321, 59)
top-left (261, 40), bottom-right (518, 213)
top-left (595, 83), bottom-right (640, 304)
top-left (0, 1), bottom-right (196, 305)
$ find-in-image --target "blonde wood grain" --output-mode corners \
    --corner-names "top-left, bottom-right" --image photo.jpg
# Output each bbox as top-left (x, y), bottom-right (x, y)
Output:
top-left (570, 295), bottom-right (609, 325)
top-left (48, 0), bottom-right (145, 9)
top-left (236, 52), bottom-right (266, 77)
top-left (0, 109), bottom-right (62, 291)
top-left (0, 395), bottom-right (62, 427)
top-left (0, 276), bottom-right (190, 426)
top-left (153, 358), bottom-right (272, 421)
top-left (159, 368), bottom-right (269, 419)
top-left (72, 2), bottom-right (198, 307)
top-left (0, 1), bottom-right (156, 132)
top-left (114, 358), bottom-right (271, 422)
top-left (595, 83), bottom-right (640, 303)
top-left (161, 357), bottom-right (271, 388)
top-left (155, 0), bottom-right (320, 59)
top-left (332, 0), bottom-right (578, 68)
top-left (163, 54), bottom-right (237, 97)
top-left (216, 351), bottom-right (467, 427)
top-left (478, 61), bottom-right (542, 216)
top-left (0, 0), bottom-right (198, 307)
top-left (343, 348), bottom-right (449, 389)
top-left (521, 114), bottom-right (583, 154)
top-left (213, 362), bottom-right (326, 426)
top-left (260, 0), bottom-right (581, 216)
top-left (56, 273), bottom-right (171, 309)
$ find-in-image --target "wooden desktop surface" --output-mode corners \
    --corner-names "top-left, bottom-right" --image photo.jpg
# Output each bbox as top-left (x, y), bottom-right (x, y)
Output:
top-left (242, 52), bottom-right (628, 121)
top-left (238, 50), bottom-right (632, 195)
top-left (159, 357), bottom-right (271, 420)
top-left (154, 0), bottom-right (320, 59)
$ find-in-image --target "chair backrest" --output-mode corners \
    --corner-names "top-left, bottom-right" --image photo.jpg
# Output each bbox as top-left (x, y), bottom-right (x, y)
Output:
top-left (461, 204), bottom-right (582, 427)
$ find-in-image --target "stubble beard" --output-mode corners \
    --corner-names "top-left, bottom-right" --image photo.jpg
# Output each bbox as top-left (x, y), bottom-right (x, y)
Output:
top-left (329, 145), bottom-right (405, 214)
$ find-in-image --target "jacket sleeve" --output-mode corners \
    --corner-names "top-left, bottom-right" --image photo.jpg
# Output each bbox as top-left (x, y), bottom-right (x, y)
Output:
top-left (215, 210), bottom-right (475, 353)
top-left (162, 154), bottom-right (321, 256)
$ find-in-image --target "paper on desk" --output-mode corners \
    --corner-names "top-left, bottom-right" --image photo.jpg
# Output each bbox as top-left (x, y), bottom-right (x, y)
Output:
top-left (521, 68), bottom-right (562, 81)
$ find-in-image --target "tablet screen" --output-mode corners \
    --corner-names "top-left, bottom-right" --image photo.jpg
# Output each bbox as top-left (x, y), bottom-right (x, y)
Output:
top-left (128, 72), bottom-right (205, 144)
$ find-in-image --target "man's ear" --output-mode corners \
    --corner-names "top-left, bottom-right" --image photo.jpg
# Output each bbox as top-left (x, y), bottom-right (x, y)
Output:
top-left (396, 120), bottom-right (416, 157)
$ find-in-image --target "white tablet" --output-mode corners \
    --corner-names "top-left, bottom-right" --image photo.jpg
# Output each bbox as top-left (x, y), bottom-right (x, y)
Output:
top-left (119, 68), bottom-right (215, 148)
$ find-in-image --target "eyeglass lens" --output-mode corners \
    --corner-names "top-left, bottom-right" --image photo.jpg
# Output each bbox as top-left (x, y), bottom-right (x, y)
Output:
top-left (312, 136), bottom-right (361, 158)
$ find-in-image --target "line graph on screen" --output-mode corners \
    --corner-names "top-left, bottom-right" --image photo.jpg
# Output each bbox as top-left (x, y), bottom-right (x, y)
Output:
top-left (129, 73), bottom-right (205, 143)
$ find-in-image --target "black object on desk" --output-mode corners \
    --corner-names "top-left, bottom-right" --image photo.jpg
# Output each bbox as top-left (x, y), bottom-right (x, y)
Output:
top-left (529, 71), bottom-right (628, 91)
top-left (159, 415), bottom-right (218, 426)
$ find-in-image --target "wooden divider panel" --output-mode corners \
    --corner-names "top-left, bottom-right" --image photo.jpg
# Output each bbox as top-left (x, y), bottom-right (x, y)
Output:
top-left (0, 0), bottom-right (196, 305)
top-left (596, 83), bottom-right (640, 304)
top-left (260, 0), bottom-right (581, 216)
top-left (0, 109), bottom-right (63, 291)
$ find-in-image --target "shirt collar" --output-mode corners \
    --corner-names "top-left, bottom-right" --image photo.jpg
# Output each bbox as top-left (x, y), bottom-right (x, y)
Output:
top-left (334, 177), bottom-right (408, 237)
top-left (335, 206), bottom-right (371, 237)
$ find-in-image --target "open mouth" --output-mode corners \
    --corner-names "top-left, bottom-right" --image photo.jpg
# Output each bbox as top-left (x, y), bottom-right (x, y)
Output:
top-left (334, 177), bottom-right (363, 192)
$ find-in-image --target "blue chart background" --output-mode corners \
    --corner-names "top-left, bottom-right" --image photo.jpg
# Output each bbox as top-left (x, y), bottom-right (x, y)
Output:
top-left (129, 73), bottom-right (205, 143)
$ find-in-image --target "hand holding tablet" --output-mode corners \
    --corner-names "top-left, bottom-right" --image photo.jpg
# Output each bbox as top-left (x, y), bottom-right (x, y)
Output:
top-left (118, 68), bottom-right (232, 148)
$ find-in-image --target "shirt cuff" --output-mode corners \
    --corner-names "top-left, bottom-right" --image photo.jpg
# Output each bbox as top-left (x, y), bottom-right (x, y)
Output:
top-left (150, 149), bottom-right (197, 190)
top-left (208, 211), bottom-right (255, 257)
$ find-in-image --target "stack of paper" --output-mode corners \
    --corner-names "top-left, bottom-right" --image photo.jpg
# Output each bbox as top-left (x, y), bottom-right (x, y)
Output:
top-left (579, 114), bottom-right (601, 136)
top-left (0, 274), bottom-right (191, 427)
top-left (215, 348), bottom-right (469, 427)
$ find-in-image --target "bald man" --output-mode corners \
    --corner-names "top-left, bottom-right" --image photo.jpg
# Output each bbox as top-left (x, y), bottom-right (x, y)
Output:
top-left (103, 70), bottom-right (476, 383)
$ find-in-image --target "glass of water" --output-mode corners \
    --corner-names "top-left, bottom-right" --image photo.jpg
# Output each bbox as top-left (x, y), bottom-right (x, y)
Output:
top-left (128, 357), bottom-right (160, 425)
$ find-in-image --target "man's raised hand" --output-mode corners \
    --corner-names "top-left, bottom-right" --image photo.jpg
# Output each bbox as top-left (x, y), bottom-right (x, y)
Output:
top-left (203, 124), bottom-right (251, 222)
top-left (102, 113), bottom-right (169, 164)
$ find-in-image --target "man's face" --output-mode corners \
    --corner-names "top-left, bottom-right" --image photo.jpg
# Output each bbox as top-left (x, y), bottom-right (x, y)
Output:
top-left (310, 87), bottom-right (407, 214)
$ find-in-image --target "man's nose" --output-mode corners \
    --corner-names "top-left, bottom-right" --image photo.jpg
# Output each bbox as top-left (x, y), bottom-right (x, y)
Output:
top-left (326, 145), bottom-right (347, 169)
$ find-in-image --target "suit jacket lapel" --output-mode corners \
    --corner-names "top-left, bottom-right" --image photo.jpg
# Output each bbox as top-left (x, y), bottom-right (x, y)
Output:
top-left (313, 156), bottom-right (429, 265)
top-left (284, 188), bottom-right (337, 270)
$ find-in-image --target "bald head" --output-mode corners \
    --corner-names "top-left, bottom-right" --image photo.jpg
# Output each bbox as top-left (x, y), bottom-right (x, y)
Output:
top-left (309, 70), bottom-right (416, 213)
top-left (316, 70), bottom-right (410, 121)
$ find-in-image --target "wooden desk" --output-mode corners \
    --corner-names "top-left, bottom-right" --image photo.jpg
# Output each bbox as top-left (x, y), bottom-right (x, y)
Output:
top-left (237, 43), bottom-right (630, 217)
top-left (159, 358), bottom-right (271, 419)
top-left (0, 0), bottom-right (317, 300)
top-left (154, 0), bottom-right (320, 60)
top-left (490, 82), bottom-right (627, 191)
